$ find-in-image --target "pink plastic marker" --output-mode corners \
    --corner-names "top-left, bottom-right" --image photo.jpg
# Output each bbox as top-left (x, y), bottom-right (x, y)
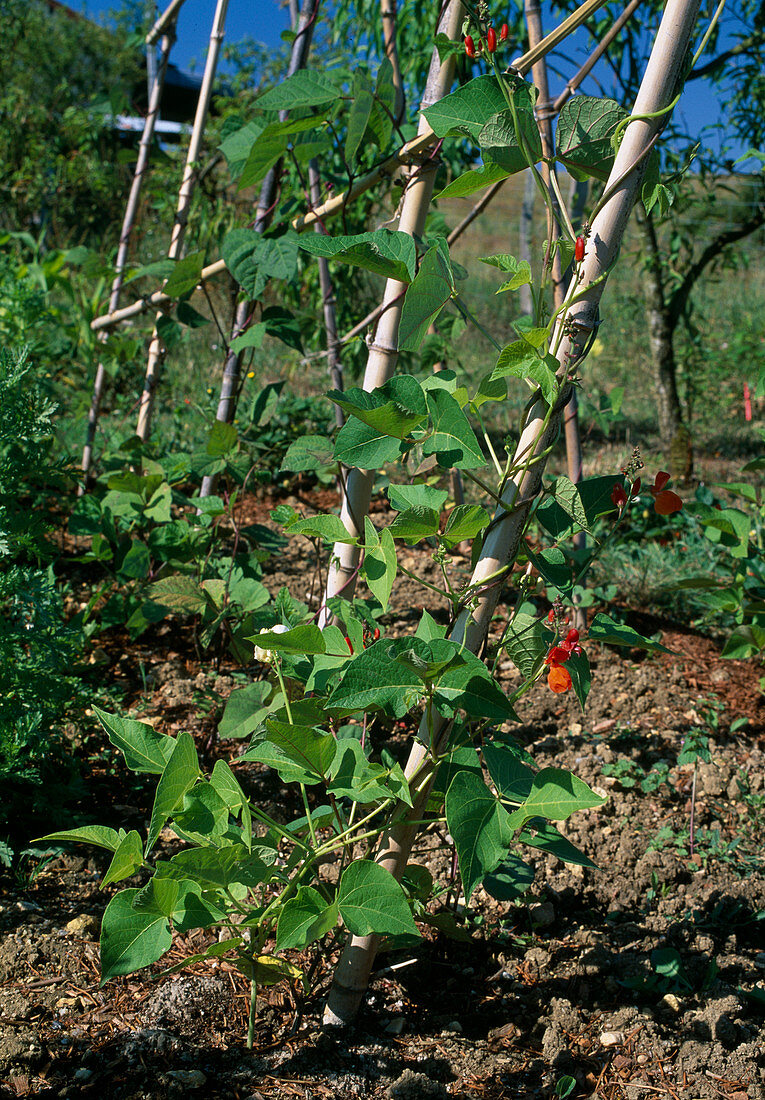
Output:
top-left (744, 382), bottom-right (752, 421)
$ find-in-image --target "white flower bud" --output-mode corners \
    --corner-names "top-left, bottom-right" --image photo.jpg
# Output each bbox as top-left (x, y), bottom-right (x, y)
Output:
top-left (254, 623), bottom-right (289, 663)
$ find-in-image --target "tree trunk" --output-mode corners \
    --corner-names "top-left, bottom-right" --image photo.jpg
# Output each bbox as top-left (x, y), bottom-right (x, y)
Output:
top-left (636, 207), bottom-right (692, 479)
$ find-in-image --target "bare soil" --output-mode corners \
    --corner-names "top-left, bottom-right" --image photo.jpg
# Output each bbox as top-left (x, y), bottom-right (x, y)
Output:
top-left (1, 499), bottom-right (764, 1100)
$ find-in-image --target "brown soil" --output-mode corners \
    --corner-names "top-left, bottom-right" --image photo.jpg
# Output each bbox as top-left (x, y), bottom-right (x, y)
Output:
top-left (1, 500), bottom-right (764, 1100)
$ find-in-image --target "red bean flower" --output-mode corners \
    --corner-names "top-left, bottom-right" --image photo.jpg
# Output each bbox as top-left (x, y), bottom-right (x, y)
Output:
top-left (649, 470), bottom-right (683, 515)
top-left (464, 34), bottom-right (476, 57)
top-left (487, 26), bottom-right (497, 52)
top-left (544, 628), bottom-right (582, 693)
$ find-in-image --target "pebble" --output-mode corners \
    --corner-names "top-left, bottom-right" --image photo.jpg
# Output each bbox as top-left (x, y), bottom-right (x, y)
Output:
top-left (529, 902), bottom-right (555, 928)
top-left (167, 1070), bottom-right (207, 1088)
top-left (443, 1020), bottom-right (463, 1033)
top-left (65, 914), bottom-right (100, 938)
top-left (599, 1030), bottom-right (625, 1047)
top-left (661, 993), bottom-right (682, 1014)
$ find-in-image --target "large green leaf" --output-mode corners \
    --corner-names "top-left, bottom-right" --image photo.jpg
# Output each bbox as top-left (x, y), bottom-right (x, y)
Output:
top-left (39, 825), bottom-right (121, 852)
top-left (329, 375), bottom-right (427, 439)
top-left (276, 887), bottom-right (338, 950)
top-left (489, 340), bottom-right (559, 405)
top-left (256, 70), bottom-right (341, 110)
top-left (337, 860), bottom-right (419, 937)
top-left (299, 229), bottom-right (417, 283)
top-left (434, 648), bottom-right (518, 722)
top-left (442, 504), bottom-right (490, 546)
top-left (445, 771), bottom-right (514, 899)
top-left (478, 108), bottom-right (542, 168)
top-left (218, 682), bottom-right (272, 740)
top-left (248, 624), bottom-right (326, 655)
top-left (145, 733), bottom-right (200, 855)
top-left (160, 845), bottom-right (274, 890)
top-left (588, 613), bottom-right (671, 652)
top-left (363, 517), bottom-right (397, 612)
top-left (523, 768), bottom-right (606, 821)
top-left (100, 889), bottom-right (172, 982)
top-left (333, 417), bottom-right (404, 468)
top-left (286, 513), bottom-right (358, 544)
top-left (436, 162), bottom-right (509, 199)
top-left (260, 714), bottom-right (337, 784)
top-left (239, 116), bottom-right (324, 189)
top-left (519, 818), bottom-right (596, 868)
top-left (398, 242), bottom-right (455, 351)
top-left (101, 830), bottom-right (144, 888)
top-left (387, 506), bottom-right (441, 544)
top-left (94, 707), bottom-right (175, 775)
top-left (423, 388), bottom-right (485, 469)
top-left (162, 252), bottom-right (204, 298)
top-left (327, 737), bottom-right (405, 804)
top-left (423, 74), bottom-right (535, 140)
top-left (326, 640), bottom-right (422, 717)
top-left (388, 483), bottom-right (449, 512)
top-left (281, 434), bottom-right (336, 473)
top-left (222, 229), bottom-right (299, 299)
top-left (556, 96), bottom-right (629, 181)
top-left (483, 744), bottom-right (534, 802)
top-left (483, 853), bottom-right (536, 901)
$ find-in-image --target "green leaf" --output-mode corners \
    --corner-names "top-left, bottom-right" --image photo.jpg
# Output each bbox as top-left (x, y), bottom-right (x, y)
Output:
top-left (262, 305), bottom-right (304, 352)
top-left (436, 162), bottom-right (510, 199)
top-left (333, 417), bottom-right (404, 468)
top-left (94, 707), bottom-right (175, 775)
top-left (503, 612), bottom-right (545, 679)
top-left (326, 640), bottom-right (422, 717)
top-left (118, 540), bottom-right (150, 581)
top-left (388, 483), bottom-right (448, 513)
top-left (423, 388), bottom-right (485, 469)
top-left (445, 771), bottom-right (514, 899)
top-left (478, 108), bottom-right (542, 168)
top-left (100, 889), bottom-right (172, 982)
top-left (101, 830), bottom-right (144, 888)
top-left (276, 887), bottom-right (338, 950)
top-left (423, 74), bottom-right (536, 140)
top-left (550, 475), bottom-right (591, 532)
top-left (483, 853), bottom-right (536, 901)
top-left (230, 322), bottom-right (267, 354)
top-left (162, 252), bottom-right (203, 298)
top-left (161, 845), bottom-right (273, 890)
top-left (328, 738), bottom-right (401, 803)
top-left (567, 649), bottom-right (591, 711)
top-left (346, 72), bottom-right (376, 166)
top-left (38, 825), bottom-right (121, 852)
top-left (519, 819), bottom-right (596, 869)
top-left (218, 682), bottom-right (272, 740)
top-left (490, 341), bottom-right (559, 405)
top-left (329, 375), bottom-right (428, 439)
top-left (281, 434), bottom-right (335, 473)
top-left (525, 546), bottom-right (573, 597)
top-left (207, 419), bottom-right (238, 457)
top-left (387, 506), bottom-right (441, 543)
top-left (536, 475), bottom-right (621, 538)
top-left (260, 713), bottom-right (337, 784)
top-left (483, 744), bottom-right (534, 802)
top-left (256, 70), bottom-right (341, 110)
top-left (172, 783), bottom-right (229, 844)
top-left (299, 229), bottom-right (417, 283)
top-left (398, 242), bottom-right (455, 352)
top-left (479, 253), bottom-right (533, 293)
top-left (363, 517), bottom-right (396, 612)
top-left (145, 733), bottom-right (200, 855)
top-left (523, 767), bottom-right (606, 821)
top-left (434, 648), bottom-right (518, 722)
top-left (286, 513), bottom-right (358, 544)
top-left (222, 229), bottom-right (299, 299)
top-left (338, 860), bottom-right (419, 937)
top-left (442, 504), bottom-right (490, 546)
top-left (721, 624), bottom-right (765, 659)
top-left (556, 96), bottom-right (629, 181)
top-left (588, 613), bottom-right (671, 652)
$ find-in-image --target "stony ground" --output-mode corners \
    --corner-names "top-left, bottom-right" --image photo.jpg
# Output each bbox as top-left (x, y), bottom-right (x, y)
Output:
top-left (1, 502), bottom-right (764, 1100)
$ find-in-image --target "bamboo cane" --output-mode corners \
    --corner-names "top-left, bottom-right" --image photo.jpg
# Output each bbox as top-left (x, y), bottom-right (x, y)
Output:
top-left (80, 27), bottom-right (176, 485)
top-left (198, 0), bottom-right (319, 498)
top-left (323, 0), bottom-right (702, 1025)
top-left (136, 0), bottom-right (229, 443)
top-left (317, 0), bottom-right (465, 627)
top-left (146, 0), bottom-right (188, 45)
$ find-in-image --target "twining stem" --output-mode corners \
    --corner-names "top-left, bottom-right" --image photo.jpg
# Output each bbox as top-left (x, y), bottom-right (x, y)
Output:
top-left (247, 979), bottom-right (257, 1048)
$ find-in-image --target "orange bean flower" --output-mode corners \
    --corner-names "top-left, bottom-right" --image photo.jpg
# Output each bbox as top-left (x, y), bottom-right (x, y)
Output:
top-left (548, 664), bottom-right (572, 693)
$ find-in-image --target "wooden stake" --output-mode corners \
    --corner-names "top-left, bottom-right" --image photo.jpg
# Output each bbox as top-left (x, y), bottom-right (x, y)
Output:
top-left (136, 0), bottom-right (229, 443)
top-left (81, 27), bottom-right (176, 484)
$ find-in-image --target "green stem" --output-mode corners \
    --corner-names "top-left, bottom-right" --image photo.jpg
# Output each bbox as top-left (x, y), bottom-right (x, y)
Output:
top-left (273, 658), bottom-right (293, 724)
top-left (247, 979), bottom-right (257, 1048)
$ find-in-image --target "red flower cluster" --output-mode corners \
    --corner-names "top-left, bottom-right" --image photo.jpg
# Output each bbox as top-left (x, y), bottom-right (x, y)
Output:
top-left (544, 628), bottom-right (581, 694)
top-left (464, 22), bottom-right (510, 57)
top-left (611, 471), bottom-right (682, 516)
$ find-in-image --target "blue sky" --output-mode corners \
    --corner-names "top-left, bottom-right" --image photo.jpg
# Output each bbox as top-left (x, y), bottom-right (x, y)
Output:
top-left (80, 1), bottom-right (741, 160)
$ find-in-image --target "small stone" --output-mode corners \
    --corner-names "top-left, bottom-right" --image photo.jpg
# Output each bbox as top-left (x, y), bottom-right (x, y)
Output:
top-left (599, 1030), bottom-right (624, 1047)
top-left (74, 1068), bottom-right (93, 1082)
top-left (529, 901), bottom-right (555, 928)
top-left (443, 1020), bottom-right (462, 1033)
top-left (383, 1016), bottom-right (407, 1035)
top-left (167, 1070), bottom-right (207, 1088)
top-left (636, 1054), bottom-right (649, 1065)
top-left (661, 993), bottom-right (681, 1014)
top-left (65, 914), bottom-right (99, 938)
